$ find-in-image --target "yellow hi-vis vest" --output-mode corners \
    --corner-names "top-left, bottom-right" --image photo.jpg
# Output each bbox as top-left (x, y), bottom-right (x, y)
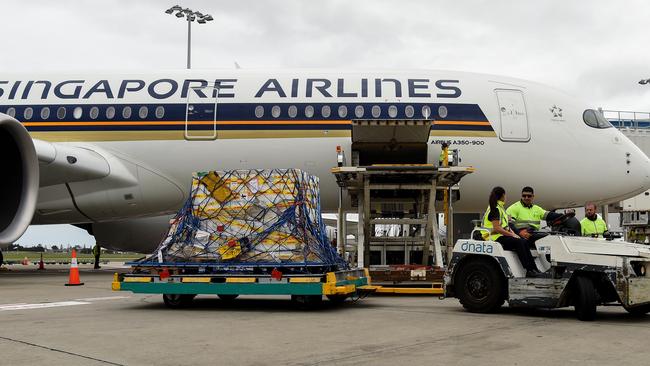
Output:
top-left (506, 201), bottom-right (547, 231)
top-left (580, 216), bottom-right (607, 237)
top-left (482, 201), bottom-right (508, 241)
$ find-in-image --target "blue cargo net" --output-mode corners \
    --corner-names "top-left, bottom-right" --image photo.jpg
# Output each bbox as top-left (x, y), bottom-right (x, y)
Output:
top-left (147, 169), bottom-right (346, 270)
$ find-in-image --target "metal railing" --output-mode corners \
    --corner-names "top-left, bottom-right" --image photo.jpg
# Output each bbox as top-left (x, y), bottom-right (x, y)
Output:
top-left (601, 109), bottom-right (650, 129)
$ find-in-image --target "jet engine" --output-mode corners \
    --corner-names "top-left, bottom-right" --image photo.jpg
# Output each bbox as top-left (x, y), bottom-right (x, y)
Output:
top-left (0, 114), bottom-right (39, 244)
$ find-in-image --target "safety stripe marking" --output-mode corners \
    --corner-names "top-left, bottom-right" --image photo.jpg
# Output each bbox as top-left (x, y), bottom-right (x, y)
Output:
top-left (0, 301), bottom-right (89, 311)
top-left (22, 119), bottom-right (485, 127)
top-left (73, 296), bottom-right (131, 301)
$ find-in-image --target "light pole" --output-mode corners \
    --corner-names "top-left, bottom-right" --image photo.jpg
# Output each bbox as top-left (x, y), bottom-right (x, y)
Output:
top-left (165, 5), bottom-right (213, 69)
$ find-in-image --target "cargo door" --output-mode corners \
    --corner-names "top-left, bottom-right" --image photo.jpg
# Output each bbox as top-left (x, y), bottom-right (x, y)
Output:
top-left (495, 89), bottom-right (529, 142)
top-left (185, 84), bottom-right (218, 140)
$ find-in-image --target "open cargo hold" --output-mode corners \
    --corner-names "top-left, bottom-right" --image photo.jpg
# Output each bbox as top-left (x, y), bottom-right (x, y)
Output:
top-left (114, 169), bottom-right (373, 306)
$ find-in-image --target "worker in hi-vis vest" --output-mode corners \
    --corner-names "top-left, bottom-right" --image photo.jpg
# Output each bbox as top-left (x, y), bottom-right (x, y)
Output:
top-left (93, 244), bottom-right (101, 269)
top-left (506, 186), bottom-right (563, 245)
top-left (483, 186), bottom-right (539, 277)
top-left (580, 202), bottom-right (608, 238)
top-left (439, 142), bottom-right (449, 167)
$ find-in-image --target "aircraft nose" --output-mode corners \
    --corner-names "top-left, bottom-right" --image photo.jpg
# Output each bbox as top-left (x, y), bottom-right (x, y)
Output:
top-left (630, 145), bottom-right (650, 189)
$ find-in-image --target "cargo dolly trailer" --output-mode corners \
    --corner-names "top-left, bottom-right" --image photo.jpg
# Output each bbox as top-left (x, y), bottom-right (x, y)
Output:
top-left (113, 264), bottom-right (373, 308)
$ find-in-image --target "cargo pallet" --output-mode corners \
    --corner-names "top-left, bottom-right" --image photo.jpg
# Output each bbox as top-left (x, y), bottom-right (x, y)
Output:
top-left (112, 265), bottom-right (374, 308)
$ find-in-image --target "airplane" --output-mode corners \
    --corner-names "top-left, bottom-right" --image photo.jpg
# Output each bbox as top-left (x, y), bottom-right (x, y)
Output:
top-left (1, 69), bottom-right (649, 255)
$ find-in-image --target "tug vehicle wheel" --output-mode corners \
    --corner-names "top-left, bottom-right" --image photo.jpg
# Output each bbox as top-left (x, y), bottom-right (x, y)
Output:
top-left (162, 294), bottom-right (195, 309)
top-left (455, 258), bottom-right (505, 313)
top-left (623, 304), bottom-right (650, 316)
top-left (573, 276), bottom-right (597, 321)
top-left (217, 294), bottom-right (239, 301)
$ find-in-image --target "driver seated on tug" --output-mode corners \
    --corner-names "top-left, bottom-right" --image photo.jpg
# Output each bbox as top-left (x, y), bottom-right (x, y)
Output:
top-left (506, 186), bottom-right (564, 245)
top-left (483, 186), bottom-right (541, 277)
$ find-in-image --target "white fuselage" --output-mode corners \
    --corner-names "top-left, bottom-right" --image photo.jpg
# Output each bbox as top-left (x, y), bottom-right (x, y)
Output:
top-left (1, 69), bottom-right (649, 242)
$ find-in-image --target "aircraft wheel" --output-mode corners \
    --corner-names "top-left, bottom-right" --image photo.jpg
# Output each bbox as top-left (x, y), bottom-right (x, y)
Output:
top-left (217, 294), bottom-right (239, 301)
top-left (162, 294), bottom-right (195, 309)
top-left (623, 304), bottom-right (650, 316)
top-left (573, 276), bottom-right (597, 321)
top-left (455, 258), bottom-right (505, 313)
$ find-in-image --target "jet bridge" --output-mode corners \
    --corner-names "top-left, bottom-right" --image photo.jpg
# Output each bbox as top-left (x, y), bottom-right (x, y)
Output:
top-left (332, 119), bottom-right (473, 288)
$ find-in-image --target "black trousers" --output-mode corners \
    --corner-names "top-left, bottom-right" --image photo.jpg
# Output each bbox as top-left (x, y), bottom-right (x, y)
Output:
top-left (94, 254), bottom-right (100, 269)
top-left (525, 231), bottom-right (548, 248)
top-left (496, 236), bottom-right (537, 271)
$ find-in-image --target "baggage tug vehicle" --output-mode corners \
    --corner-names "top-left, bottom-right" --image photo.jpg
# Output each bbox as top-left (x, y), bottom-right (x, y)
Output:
top-left (445, 234), bottom-right (650, 320)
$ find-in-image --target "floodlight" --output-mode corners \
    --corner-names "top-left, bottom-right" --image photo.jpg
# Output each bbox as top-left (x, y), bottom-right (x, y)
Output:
top-left (165, 6), bottom-right (213, 69)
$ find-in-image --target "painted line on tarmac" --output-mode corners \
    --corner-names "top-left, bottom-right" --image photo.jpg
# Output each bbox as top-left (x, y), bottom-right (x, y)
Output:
top-left (0, 301), bottom-right (90, 311)
top-left (74, 296), bottom-right (131, 302)
top-left (0, 296), bottom-right (131, 312)
top-left (0, 335), bottom-right (125, 366)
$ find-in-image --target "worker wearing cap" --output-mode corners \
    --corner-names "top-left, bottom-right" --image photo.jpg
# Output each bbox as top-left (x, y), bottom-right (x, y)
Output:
top-left (506, 186), bottom-right (561, 245)
top-left (581, 202), bottom-right (608, 238)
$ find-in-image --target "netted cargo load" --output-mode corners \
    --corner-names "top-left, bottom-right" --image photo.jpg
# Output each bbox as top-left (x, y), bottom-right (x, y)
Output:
top-left (152, 169), bottom-right (346, 269)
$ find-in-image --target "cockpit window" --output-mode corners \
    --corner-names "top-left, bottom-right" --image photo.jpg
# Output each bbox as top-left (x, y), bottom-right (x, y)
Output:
top-left (583, 109), bottom-right (613, 129)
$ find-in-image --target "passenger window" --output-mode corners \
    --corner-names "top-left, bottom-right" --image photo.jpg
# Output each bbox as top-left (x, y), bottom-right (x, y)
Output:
top-left (583, 109), bottom-right (613, 129)
top-left (139, 106), bottom-right (148, 119)
top-left (388, 105), bottom-right (398, 118)
top-left (6, 107), bottom-right (15, 118)
top-left (254, 105), bottom-right (264, 118)
top-left (90, 107), bottom-right (99, 119)
top-left (438, 105), bottom-right (448, 119)
top-left (305, 105), bottom-right (314, 118)
top-left (338, 105), bottom-right (348, 118)
top-left (321, 105), bottom-right (331, 118)
top-left (271, 105), bottom-right (281, 118)
top-left (371, 105), bottom-right (381, 118)
top-left (24, 107), bottom-right (33, 120)
top-left (106, 106), bottom-right (116, 119)
top-left (56, 106), bottom-right (66, 119)
top-left (73, 107), bottom-right (82, 119)
top-left (155, 106), bottom-right (165, 119)
top-left (288, 105), bottom-right (297, 118)
top-left (40, 107), bottom-right (50, 119)
top-left (122, 106), bottom-right (132, 119)
top-left (405, 105), bottom-right (414, 118)
top-left (422, 106), bottom-right (431, 119)
top-left (354, 105), bottom-right (364, 118)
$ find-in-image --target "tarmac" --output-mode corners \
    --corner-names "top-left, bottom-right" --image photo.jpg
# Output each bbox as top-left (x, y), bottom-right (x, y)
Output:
top-left (1, 264), bottom-right (649, 366)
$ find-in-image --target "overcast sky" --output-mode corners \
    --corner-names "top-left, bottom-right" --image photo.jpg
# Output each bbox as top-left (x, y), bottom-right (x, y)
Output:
top-left (8, 0), bottom-right (650, 247)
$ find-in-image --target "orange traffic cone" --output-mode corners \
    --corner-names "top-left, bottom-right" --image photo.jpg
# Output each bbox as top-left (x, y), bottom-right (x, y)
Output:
top-left (65, 249), bottom-right (84, 286)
